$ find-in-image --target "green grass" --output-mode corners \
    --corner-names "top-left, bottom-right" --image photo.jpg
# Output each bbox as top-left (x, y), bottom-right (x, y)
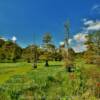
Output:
top-left (0, 62), bottom-right (32, 84)
top-left (0, 60), bottom-right (100, 100)
top-left (0, 61), bottom-right (63, 84)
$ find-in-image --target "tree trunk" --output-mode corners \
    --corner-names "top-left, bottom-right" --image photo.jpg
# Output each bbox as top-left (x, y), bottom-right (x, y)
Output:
top-left (32, 63), bottom-right (37, 69)
top-left (45, 60), bottom-right (49, 67)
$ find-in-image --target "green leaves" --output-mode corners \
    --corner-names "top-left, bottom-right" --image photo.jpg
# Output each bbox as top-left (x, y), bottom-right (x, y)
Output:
top-left (43, 33), bottom-right (52, 44)
top-left (84, 31), bottom-right (100, 65)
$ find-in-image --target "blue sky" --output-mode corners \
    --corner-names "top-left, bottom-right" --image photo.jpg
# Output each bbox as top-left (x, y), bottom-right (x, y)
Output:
top-left (0, 0), bottom-right (100, 50)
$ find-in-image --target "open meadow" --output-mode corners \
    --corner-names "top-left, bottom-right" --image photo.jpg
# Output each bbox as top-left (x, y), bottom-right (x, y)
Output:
top-left (0, 60), bottom-right (100, 100)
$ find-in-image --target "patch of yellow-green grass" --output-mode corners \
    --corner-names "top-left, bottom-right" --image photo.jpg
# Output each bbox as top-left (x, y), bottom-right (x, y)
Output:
top-left (75, 58), bottom-right (97, 68)
top-left (0, 61), bottom-right (63, 85)
top-left (0, 62), bottom-right (32, 84)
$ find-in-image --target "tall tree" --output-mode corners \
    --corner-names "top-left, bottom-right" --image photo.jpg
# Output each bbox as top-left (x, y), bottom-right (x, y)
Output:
top-left (43, 33), bottom-right (52, 67)
top-left (63, 20), bottom-right (75, 72)
top-left (84, 31), bottom-right (100, 65)
top-left (22, 45), bottom-right (37, 63)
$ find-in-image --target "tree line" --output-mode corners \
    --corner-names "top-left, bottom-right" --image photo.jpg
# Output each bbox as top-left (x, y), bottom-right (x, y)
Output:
top-left (0, 31), bottom-right (100, 67)
top-left (0, 33), bottom-right (63, 64)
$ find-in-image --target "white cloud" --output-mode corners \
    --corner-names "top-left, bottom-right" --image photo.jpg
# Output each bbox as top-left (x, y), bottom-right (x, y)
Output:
top-left (82, 19), bottom-right (100, 32)
top-left (60, 19), bottom-right (100, 53)
top-left (68, 19), bottom-right (100, 52)
top-left (74, 19), bottom-right (100, 53)
top-left (84, 20), bottom-right (94, 26)
top-left (72, 33), bottom-right (88, 52)
top-left (73, 33), bottom-right (87, 42)
top-left (59, 39), bottom-right (72, 46)
top-left (68, 39), bottom-right (72, 44)
top-left (60, 41), bottom-right (65, 46)
top-left (87, 21), bottom-right (100, 31)
top-left (73, 44), bottom-right (87, 53)
top-left (59, 33), bottom-right (88, 53)
top-left (12, 36), bottom-right (17, 42)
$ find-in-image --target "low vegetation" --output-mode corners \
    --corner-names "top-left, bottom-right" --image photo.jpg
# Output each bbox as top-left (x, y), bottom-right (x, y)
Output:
top-left (0, 60), bottom-right (100, 100)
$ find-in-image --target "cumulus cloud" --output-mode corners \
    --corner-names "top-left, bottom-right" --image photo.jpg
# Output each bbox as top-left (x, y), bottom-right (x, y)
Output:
top-left (72, 44), bottom-right (87, 53)
top-left (84, 20), bottom-right (94, 26)
top-left (12, 36), bottom-right (17, 42)
top-left (68, 39), bottom-right (72, 44)
top-left (74, 18), bottom-right (100, 52)
top-left (75, 19), bottom-right (100, 52)
top-left (59, 33), bottom-right (87, 53)
top-left (83, 20), bottom-right (100, 31)
top-left (86, 21), bottom-right (100, 31)
top-left (73, 33), bottom-right (88, 42)
top-left (60, 41), bottom-right (65, 46)
top-left (71, 33), bottom-right (88, 52)
top-left (60, 19), bottom-right (100, 53)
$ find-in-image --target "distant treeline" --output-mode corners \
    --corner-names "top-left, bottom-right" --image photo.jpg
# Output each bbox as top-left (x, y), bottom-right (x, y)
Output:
top-left (0, 31), bottom-right (100, 66)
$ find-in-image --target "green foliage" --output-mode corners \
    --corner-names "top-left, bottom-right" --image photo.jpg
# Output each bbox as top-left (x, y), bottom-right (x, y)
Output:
top-left (0, 35), bottom-right (73, 65)
top-left (42, 33), bottom-right (54, 66)
top-left (0, 38), bottom-right (5, 47)
top-left (0, 40), bottom-right (22, 63)
top-left (0, 61), bottom-right (100, 99)
top-left (43, 33), bottom-right (52, 44)
top-left (84, 31), bottom-right (100, 65)
top-left (22, 45), bottom-right (34, 63)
